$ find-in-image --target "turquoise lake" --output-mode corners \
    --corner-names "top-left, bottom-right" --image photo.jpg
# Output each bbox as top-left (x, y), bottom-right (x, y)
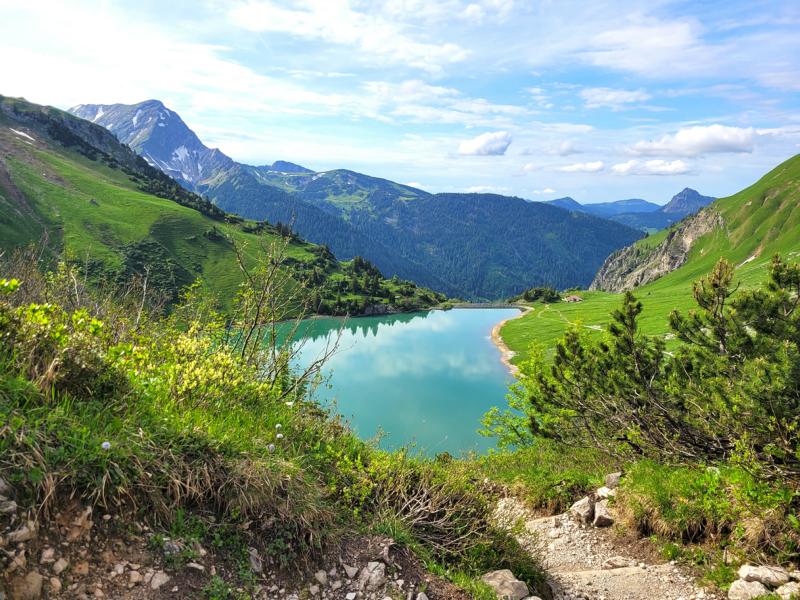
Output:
top-left (290, 308), bottom-right (519, 455)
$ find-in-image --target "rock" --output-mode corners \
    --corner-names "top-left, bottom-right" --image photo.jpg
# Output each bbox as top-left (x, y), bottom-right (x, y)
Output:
top-left (248, 547), bottom-right (263, 574)
top-left (738, 564), bottom-right (790, 587)
top-left (593, 499), bottom-right (614, 527)
top-left (309, 584), bottom-right (320, 595)
top-left (728, 579), bottom-right (770, 600)
top-left (10, 571), bottom-right (44, 600)
top-left (49, 577), bottom-right (62, 594)
top-left (129, 571), bottom-right (143, 585)
top-left (162, 540), bottom-right (182, 555)
top-left (790, 571), bottom-right (800, 582)
top-left (358, 561), bottom-right (387, 591)
top-left (0, 500), bottom-right (17, 515)
top-left (331, 580), bottom-right (343, 591)
top-left (314, 570), bottom-right (328, 585)
top-left (605, 472), bottom-right (623, 489)
top-left (345, 593), bottom-right (357, 600)
top-left (342, 563), bottom-right (359, 579)
top-left (480, 569), bottom-right (530, 600)
top-left (73, 561), bottom-right (90, 576)
top-left (9, 522), bottom-right (36, 543)
top-left (39, 548), bottom-right (55, 564)
top-left (150, 570), bottom-right (170, 590)
top-left (186, 562), bottom-right (205, 571)
top-left (417, 594), bottom-right (429, 600)
top-left (596, 486), bottom-right (617, 499)
top-left (602, 556), bottom-right (636, 569)
top-left (52, 558), bottom-right (68, 575)
top-left (569, 496), bottom-right (594, 524)
top-left (776, 582), bottom-right (800, 600)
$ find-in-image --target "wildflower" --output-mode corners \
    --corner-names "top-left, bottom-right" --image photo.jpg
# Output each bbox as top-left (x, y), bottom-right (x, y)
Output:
top-left (276, 433), bottom-right (284, 440)
top-left (101, 441), bottom-right (111, 450)
top-left (285, 401), bottom-right (295, 407)
top-left (267, 444), bottom-right (276, 453)
top-left (275, 423), bottom-right (282, 429)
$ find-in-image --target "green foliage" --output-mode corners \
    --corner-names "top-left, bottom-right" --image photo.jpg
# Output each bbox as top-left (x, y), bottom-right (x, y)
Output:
top-left (511, 286), bottom-right (560, 303)
top-left (503, 154), bottom-right (800, 365)
top-left (495, 257), bottom-right (800, 485)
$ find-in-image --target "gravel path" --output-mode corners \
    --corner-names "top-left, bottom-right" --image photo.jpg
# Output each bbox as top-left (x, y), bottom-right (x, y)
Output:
top-left (495, 497), bottom-right (723, 600)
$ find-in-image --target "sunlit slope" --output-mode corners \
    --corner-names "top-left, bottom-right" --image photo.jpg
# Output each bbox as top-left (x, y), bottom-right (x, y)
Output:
top-left (0, 127), bottom-right (313, 302)
top-left (502, 154), bottom-right (800, 364)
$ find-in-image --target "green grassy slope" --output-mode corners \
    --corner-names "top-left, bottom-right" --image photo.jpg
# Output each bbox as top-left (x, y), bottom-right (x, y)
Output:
top-left (502, 154), bottom-right (800, 364)
top-left (0, 97), bottom-right (445, 314)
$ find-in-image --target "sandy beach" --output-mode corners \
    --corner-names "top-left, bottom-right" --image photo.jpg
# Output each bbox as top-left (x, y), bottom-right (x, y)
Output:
top-left (491, 306), bottom-right (531, 376)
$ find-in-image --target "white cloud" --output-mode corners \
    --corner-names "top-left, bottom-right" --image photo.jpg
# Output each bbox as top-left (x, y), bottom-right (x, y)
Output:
top-left (631, 124), bottom-right (758, 156)
top-left (546, 140), bottom-right (582, 156)
top-left (228, 1), bottom-right (469, 74)
top-left (581, 87), bottom-right (651, 109)
top-left (612, 159), bottom-right (690, 175)
top-left (557, 160), bottom-right (604, 172)
top-left (522, 162), bottom-right (539, 172)
top-left (532, 188), bottom-right (556, 194)
top-left (458, 131), bottom-right (512, 156)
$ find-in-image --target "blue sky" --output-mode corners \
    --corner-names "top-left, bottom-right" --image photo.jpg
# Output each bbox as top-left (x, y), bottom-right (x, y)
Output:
top-left (2, 0), bottom-right (800, 203)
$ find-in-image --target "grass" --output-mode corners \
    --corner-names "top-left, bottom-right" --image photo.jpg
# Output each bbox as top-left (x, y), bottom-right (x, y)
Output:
top-left (0, 275), bottom-right (542, 597)
top-left (502, 154), bottom-right (800, 364)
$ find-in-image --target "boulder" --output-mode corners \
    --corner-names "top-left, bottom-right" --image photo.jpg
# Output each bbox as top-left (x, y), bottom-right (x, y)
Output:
top-left (358, 561), bottom-right (387, 591)
top-left (480, 569), bottom-right (529, 600)
top-left (568, 496), bottom-right (594, 524)
top-left (605, 472), bottom-right (623, 489)
top-left (776, 582), bottom-right (800, 600)
top-left (593, 499), bottom-right (614, 527)
top-left (728, 579), bottom-right (770, 599)
top-left (738, 564), bottom-right (789, 587)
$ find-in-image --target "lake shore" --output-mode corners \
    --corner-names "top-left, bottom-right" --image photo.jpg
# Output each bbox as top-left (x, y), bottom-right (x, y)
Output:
top-left (491, 306), bottom-right (531, 376)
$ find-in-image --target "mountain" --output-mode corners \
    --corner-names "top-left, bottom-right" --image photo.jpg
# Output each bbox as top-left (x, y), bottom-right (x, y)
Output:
top-left (70, 100), bottom-right (643, 299)
top-left (0, 95), bottom-right (445, 315)
top-left (591, 155), bottom-right (800, 292)
top-left (545, 189), bottom-right (715, 232)
top-left (660, 187), bottom-right (716, 214)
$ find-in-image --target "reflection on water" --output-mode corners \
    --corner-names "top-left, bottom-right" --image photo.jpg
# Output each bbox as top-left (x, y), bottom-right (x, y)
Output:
top-left (288, 308), bottom-right (518, 455)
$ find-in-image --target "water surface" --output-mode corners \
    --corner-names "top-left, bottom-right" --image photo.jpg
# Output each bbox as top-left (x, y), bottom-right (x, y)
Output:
top-left (290, 308), bottom-right (518, 455)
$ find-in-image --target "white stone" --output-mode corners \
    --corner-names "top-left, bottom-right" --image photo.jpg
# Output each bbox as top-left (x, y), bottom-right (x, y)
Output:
top-left (593, 499), bottom-right (614, 527)
top-left (776, 581), bottom-right (800, 600)
top-left (52, 558), bottom-right (69, 575)
top-left (602, 556), bottom-right (636, 569)
top-left (345, 593), bottom-right (356, 600)
top-left (569, 496), bottom-right (594, 524)
top-left (728, 579), bottom-right (770, 600)
top-left (596, 486), bottom-right (617, 499)
top-left (314, 570), bottom-right (328, 585)
top-left (480, 569), bottom-right (529, 600)
top-left (738, 565), bottom-right (790, 587)
top-left (343, 563), bottom-right (359, 579)
top-left (358, 561), bottom-right (387, 591)
top-left (150, 570), bottom-right (171, 590)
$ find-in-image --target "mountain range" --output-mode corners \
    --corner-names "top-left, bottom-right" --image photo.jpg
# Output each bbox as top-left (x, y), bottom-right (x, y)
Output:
top-left (69, 100), bottom-right (643, 300)
top-left (0, 95), bottom-right (445, 315)
top-left (544, 188), bottom-right (715, 231)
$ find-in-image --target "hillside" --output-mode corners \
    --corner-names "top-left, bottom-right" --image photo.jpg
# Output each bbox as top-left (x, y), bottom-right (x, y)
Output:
top-left (501, 154), bottom-right (800, 364)
top-left (70, 100), bottom-right (643, 300)
top-left (544, 189), bottom-right (715, 232)
top-left (0, 95), bottom-right (445, 315)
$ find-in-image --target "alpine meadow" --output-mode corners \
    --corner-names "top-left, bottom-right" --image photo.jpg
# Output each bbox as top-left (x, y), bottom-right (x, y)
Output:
top-left (1, 2), bottom-right (800, 600)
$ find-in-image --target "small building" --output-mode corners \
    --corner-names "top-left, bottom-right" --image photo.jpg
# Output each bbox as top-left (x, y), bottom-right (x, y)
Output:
top-left (563, 294), bottom-right (583, 302)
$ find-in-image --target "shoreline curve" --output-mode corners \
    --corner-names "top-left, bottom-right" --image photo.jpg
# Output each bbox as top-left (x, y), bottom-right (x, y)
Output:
top-left (491, 306), bottom-right (531, 377)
